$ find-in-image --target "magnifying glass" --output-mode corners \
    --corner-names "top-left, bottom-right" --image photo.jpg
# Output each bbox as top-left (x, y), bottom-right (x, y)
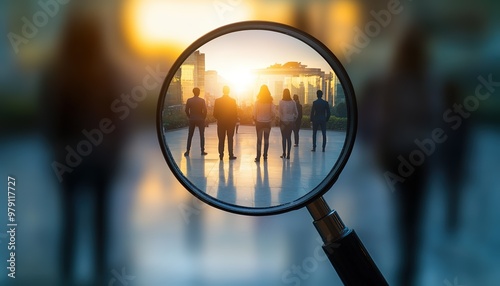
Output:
top-left (157, 21), bottom-right (388, 286)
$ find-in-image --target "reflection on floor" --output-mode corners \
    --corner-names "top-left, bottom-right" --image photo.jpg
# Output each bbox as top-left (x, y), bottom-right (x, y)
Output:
top-left (164, 125), bottom-right (346, 208)
top-left (1, 125), bottom-right (500, 285)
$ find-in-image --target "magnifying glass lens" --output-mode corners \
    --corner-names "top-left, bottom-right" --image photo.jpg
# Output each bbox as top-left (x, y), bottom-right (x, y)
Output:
top-left (157, 22), bottom-right (388, 286)
top-left (158, 22), bottom-right (355, 215)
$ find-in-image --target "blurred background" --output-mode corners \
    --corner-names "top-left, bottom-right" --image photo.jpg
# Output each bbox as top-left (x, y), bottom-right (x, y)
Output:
top-left (1, 0), bottom-right (499, 285)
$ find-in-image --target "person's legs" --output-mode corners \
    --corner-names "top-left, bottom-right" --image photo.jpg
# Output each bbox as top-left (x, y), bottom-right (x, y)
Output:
top-left (312, 122), bottom-right (318, 151)
top-left (196, 119), bottom-right (206, 154)
top-left (217, 124), bottom-right (226, 159)
top-left (280, 122), bottom-right (286, 157)
top-left (186, 120), bottom-right (196, 155)
top-left (61, 179), bottom-right (77, 285)
top-left (285, 123), bottom-right (292, 158)
top-left (293, 121), bottom-right (300, 146)
top-left (227, 124), bottom-right (236, 158)
top-left (395, 168), bottom-right (427, 286)
top-left (263, 123), bottom-right (271, 159)
top-left (256, 123), bottom-right (263, 160)
top-left (93, 172), bottom-right (111, 284)
top-left (320, 122), bottom-right (327, 151)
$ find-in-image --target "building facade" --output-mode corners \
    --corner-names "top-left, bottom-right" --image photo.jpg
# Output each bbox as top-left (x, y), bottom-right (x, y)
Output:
top-left (165, 50), bottom-right (206, 107)
top-left (253, 62), bottom-right (334, 105)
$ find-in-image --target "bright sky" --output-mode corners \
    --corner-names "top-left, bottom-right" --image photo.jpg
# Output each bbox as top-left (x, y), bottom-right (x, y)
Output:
top-left (198, 30), bottom-right (334, 94)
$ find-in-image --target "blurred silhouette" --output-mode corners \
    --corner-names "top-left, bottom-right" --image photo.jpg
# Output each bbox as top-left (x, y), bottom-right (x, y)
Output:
top-left (184, 87), bottom-right (208, 157)
top-left (360, 26), bottom-right (436, 286)
top-left (439, 79), bottom-right (470, 234)
top-left (278, 88), bottom-right (298, 159)
top-left (253, 85), bottom-right (274, 162)
top-left (213, 86), bottom-right (238, 160)
top-left (310, 90), bottom-right (331, 152)
top-left (40, 11), bottom-right (127, 286)
top-left (292, 94), bottom-right (303, 147)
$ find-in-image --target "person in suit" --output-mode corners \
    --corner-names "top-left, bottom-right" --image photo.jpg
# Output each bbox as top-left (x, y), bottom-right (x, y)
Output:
top-left (253, 85), bottom-right (275, 162)
top-left (213, 86), bottom-right (238, 160)
top-left (278, 88), bottom-right (298, 159)
top-left (184, 87), bottom-right (207, 156)
top-left (310, 90), bottom-right (331, 152)
top-left (292, 94), bottom-right (303, 147)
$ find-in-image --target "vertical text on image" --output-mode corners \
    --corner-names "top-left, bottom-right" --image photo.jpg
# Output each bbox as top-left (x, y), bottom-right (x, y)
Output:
top-left (6, 176), bottom-right (17, 279)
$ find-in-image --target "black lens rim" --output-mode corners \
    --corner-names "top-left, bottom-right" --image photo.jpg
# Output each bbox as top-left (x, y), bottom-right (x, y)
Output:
top-left (156, 21), bottom-right (357, 216)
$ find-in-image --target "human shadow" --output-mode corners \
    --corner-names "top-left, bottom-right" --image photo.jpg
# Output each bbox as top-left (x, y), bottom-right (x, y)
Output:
top-left (215, 161), bottom-right (237, 205)
top-left (254, 163), bottom-right (272, 207)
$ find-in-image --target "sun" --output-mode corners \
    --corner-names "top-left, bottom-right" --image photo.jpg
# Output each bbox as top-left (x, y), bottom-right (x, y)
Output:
top-left (122, 0), bottom-right (220, 55)
top-left (222, 69), bottom-right (256, 96)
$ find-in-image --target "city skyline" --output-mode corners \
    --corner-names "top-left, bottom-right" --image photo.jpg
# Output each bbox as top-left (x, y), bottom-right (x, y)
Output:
top-left (198, 30), bottom-right (334, 95)
top-left (201, 61), bottom-right (336, 106)
top-left (171, 52), bottom-right (339, 107)
top-left (166, 30), bottom-right (343, 107)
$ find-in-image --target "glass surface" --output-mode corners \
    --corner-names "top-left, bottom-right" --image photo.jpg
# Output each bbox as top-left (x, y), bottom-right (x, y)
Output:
top-left (160, 29), bottom-right (348, 209)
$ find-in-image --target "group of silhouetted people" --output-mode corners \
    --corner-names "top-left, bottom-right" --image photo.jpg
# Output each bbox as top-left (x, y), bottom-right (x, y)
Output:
top-left (184, 84), bottom-right (331, 162)
top-left (184, 85), bottom-right (238, 160)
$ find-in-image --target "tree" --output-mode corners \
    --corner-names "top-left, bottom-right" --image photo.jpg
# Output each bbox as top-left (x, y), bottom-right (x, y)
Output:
top-left (333, 102), bottom-right (347, 118)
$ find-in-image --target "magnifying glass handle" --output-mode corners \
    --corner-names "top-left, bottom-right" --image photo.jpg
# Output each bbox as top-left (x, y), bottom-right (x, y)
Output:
top-left (323, 229), bottom-right (388, 286)
top-left (308, 197), bottom-right (388, 286)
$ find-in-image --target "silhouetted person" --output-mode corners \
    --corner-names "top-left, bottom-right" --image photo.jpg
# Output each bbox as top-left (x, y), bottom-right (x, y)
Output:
top-left (213, 86), bottom-right (238, 160)
top-left (253, 85), bottom-right (275, 162)
top-left (184, 87), bottom-right (207, 156)
top-left (310, 90), bottom-right (330, 152)
top-left (292, 94), bottom-right (303, 147)
top-left (279, 88), bottom-right (298, 159)
top-left (440, 80), bottom-right (470, 234)
top-left (40, 12), bottom-right (126, 286)
top-left (362, 26), bottom-right (435, 286)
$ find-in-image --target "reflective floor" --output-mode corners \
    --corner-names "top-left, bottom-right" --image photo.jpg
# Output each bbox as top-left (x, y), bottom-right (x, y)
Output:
top-left (164, 125), bottom-right (346, 208)
top-left (1, 125), bottom-right (500, 285)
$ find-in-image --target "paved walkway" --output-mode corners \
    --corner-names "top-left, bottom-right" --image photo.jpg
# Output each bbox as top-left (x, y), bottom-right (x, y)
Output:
top-left (163, 125), bottom-right (346, 208)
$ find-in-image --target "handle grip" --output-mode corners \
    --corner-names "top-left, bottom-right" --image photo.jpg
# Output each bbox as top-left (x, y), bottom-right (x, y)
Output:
top-left (323, 229), bottom-right (388, 286)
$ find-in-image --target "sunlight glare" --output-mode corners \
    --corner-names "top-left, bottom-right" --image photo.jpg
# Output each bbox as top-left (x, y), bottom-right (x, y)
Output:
top-left (221, 69), bottom-right (256, 96)
top-left (124, 0), bottom-right (223, 55)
